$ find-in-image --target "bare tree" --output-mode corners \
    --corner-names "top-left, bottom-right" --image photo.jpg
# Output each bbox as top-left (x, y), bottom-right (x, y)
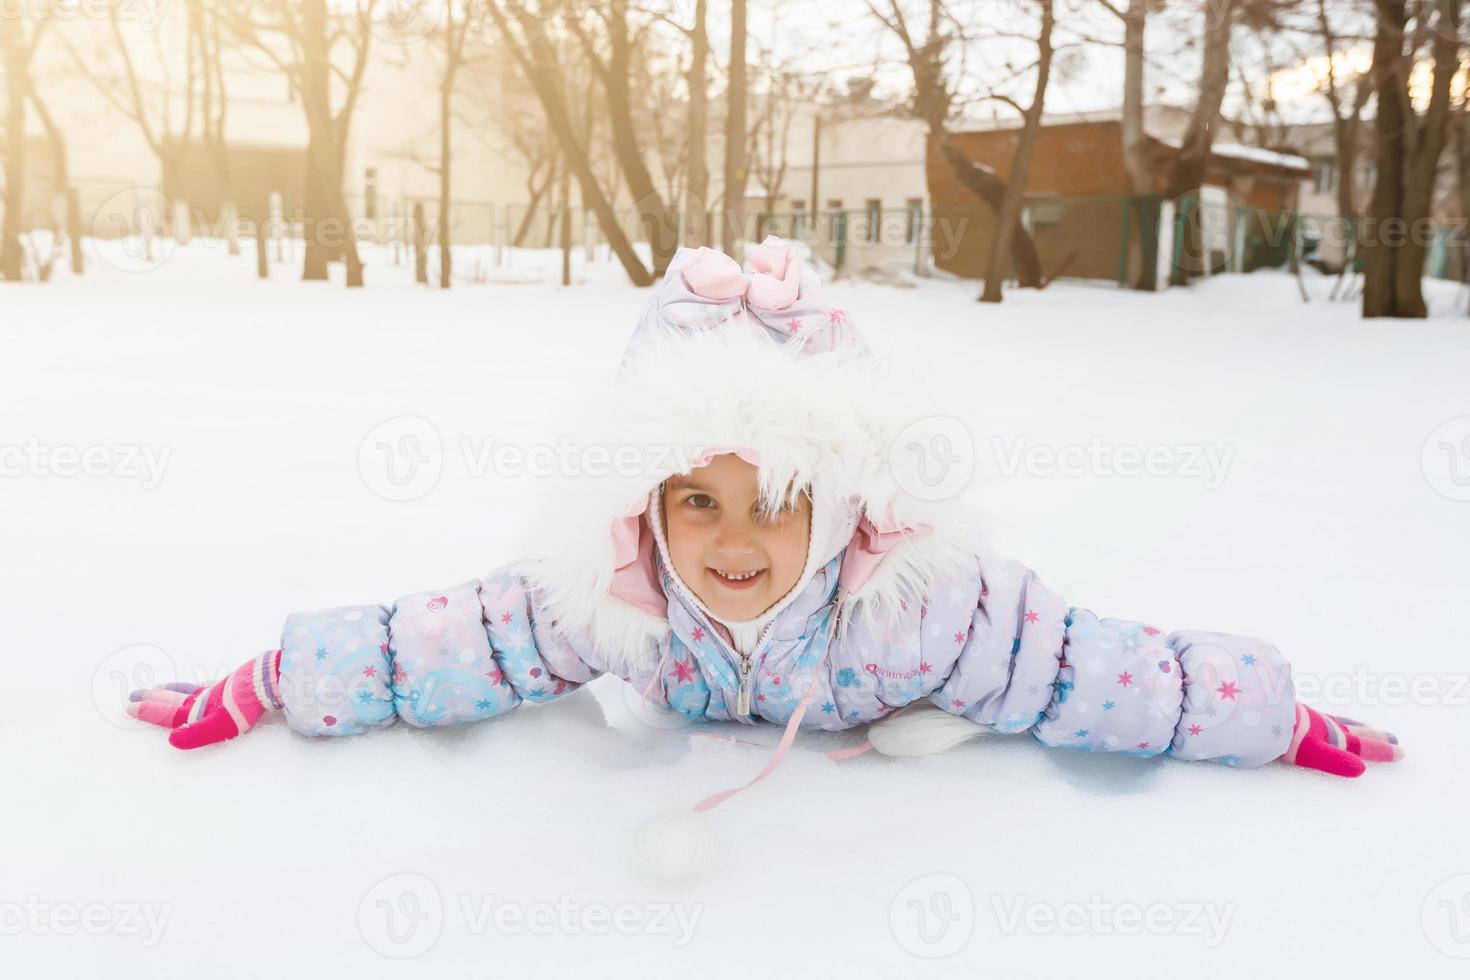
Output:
top-left (193, 1), bottom-right (239, 255)
top-left (565, 0), bottom-right (679, 277)
top-left (432, 1), bottom-right (482, 288)
top-left (485, 0), bottom-right (654, 285)
top-left (1, 15), bottom-right (47, 280)
top-left (222, 0), bottom-right (377, 286)
top-left (1164, 0), bottom-right (1239, 285)
top-left (654, 0), bottom-right (712, 247)
top-left (722, 0), bottom-right (748, 254)
top-left (58, 2), bottom-right (207, 239)
top-left (642, 38), bottom-right (690, 213)
top-left (868, 0), bottom-right (1045, 289)
top-left (979, 1), bottom-right (1055, 303)
top-left (1311, 0), bottom-right (1374, 225)
top-left (509, 127), bottom-right (562, 248)
top-left (1362, 0), bottom-right (1462, 318)
top-left (749, 68), bottom-right (806, 232)
top-left (26, 64), bottom-right (83, 277)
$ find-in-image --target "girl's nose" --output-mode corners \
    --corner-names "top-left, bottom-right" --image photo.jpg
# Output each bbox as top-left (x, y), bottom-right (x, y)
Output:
top-left (712, 514), bottom-right (759, 556)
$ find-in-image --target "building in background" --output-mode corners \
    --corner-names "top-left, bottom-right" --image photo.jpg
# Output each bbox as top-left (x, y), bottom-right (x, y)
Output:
top-left (933, 113), bottom-right (1309, 286)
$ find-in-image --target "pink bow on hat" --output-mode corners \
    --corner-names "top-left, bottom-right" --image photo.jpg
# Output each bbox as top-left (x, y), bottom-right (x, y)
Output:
top-left (681, 237), bottom-right (804, 312)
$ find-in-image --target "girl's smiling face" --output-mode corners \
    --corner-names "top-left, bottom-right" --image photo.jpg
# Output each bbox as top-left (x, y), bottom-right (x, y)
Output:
top-left (660, 453), bottom-right (811, 622)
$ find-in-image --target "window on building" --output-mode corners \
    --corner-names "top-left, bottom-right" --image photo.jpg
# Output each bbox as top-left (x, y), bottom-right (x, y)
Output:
top-left (364, 167), bottom-right (378, 220)
top-left (791, 198), bottom-right (806, 236)
top-left (826, 199), bottom-right (843, 240)
top-left (1314, 160), bottom-right (1336, 196)
top-left (905, 197), bottom-right (923, 245)
top-left (865, 199), bottom-right (882, 243)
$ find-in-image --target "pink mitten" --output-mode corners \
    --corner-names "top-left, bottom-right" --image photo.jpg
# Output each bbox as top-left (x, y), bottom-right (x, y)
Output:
top-left (1280, 703), bottom-right (1402, 777)
top-left (128, 649), bottom-right (284, 749)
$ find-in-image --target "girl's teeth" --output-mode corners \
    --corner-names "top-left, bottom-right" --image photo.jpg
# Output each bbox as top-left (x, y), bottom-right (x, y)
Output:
top-left (718, 570), bottom-right (760, 580)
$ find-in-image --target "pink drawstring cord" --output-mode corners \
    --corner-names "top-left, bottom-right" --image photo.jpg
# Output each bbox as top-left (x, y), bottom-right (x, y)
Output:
top-left (826, 740), bottom-right (874, 760)
top-left (634, 613), bottom-right (871, 812)
top-left (692, 670), bottom-right (824, 813)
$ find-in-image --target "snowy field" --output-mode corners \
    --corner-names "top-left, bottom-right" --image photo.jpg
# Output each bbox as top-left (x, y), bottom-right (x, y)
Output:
top-left (5, 238), bottom-right (1470, 977)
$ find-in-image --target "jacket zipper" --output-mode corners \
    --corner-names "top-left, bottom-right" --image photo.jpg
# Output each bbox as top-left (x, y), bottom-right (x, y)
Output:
top-left (734, 618), bottom-right (779, 716)
top-left (659, 562), bottom-right (842, 720)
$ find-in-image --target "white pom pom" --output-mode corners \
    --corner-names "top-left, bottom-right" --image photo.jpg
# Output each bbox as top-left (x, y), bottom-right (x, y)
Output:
top-left (868, 699), bottom-right (988, 757)
top-left (634, 808), bottom-right (718, 880)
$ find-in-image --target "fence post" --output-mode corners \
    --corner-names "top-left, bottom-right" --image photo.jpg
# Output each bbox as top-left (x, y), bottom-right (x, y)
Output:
top-left (833, 209), bottom-right (848, 273)
top-left (1428, 225), bottom-right (1447, 279)
top-left (1171, 195), bottom-right (1191, 282)
top-left (1117, 196), bottom-right (1131, 287)
top-left (255, 219), bottom-right (268, 279)
top-left (412, 201), bottom-right (427, 284)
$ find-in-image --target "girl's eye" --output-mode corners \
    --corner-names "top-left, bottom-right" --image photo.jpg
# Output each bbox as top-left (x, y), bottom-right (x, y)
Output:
top-left (685, 493), bottom-right (716, 510)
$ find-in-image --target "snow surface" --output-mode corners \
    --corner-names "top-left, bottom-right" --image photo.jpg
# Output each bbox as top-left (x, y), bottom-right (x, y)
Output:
top-left (4, 238), bottom-right (1469, 977)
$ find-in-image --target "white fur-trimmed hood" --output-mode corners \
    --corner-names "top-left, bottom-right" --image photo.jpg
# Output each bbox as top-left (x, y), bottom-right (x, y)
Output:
top-left (515, 254), bottom-right (986, 676)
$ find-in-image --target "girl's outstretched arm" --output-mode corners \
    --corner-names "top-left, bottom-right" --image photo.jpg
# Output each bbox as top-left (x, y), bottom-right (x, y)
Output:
top-left (851, 548), bottom-right (1401, 776)
top-left (128, 562), bottom-right (604, 748)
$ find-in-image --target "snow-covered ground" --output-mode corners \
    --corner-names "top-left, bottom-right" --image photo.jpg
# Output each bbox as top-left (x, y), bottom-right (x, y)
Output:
top-left (5, 238), bottom-right (1470, 977)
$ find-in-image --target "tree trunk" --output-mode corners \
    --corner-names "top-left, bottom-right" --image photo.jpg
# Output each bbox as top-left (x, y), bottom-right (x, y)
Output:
top-left (487, 0), bottom-right (653, 286)
top-left (1362, 0), bottom-right (1459, 318)
top-left (413, 201), bottom-right (427, 284)
top-left (1165, 0), bottom-right (1237, 286)
top-left (981, 1), bottom-right (1054, 303)
top-left (439, 15), bottom-right (465, 290)
top-left (1455, 100), bottom-right (1470, 290)
top-left (1120, 0), bottom-right (1158, 290)
top-left (0, 27), bottom-right (28, 282)
top-left (255, 218), bottom-right (269, 278)
top-left (560, 161), bottom-right (572, 286)
top-left (513, 161), bottom-right (553, 247)
top-left (439, 64), bottom-right (454, 289)
top-left (66, 187), bottom-right (83, 275)
top-left (301, 139), bottom-right (336, 280)
top-left (936, 139), bottom-right (1043, 287)
top-left (684, 0), bottom-right (710, 247)
top-left (722, 0), bottom-right (747, 256)
top-left (298, 0), bottom-right (358, 285)
top-left (595, 1), bottom-right (677, 275)
top-left (27, 81), bottom-right (79, 277)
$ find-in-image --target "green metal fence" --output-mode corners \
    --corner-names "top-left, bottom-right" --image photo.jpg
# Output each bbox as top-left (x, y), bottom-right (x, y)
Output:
top-left (17, 180), bottom-right (1464, 286)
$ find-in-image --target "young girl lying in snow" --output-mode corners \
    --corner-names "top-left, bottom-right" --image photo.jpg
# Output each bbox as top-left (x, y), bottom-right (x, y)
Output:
top-left (129, 239), bottom-right (1402, 794)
